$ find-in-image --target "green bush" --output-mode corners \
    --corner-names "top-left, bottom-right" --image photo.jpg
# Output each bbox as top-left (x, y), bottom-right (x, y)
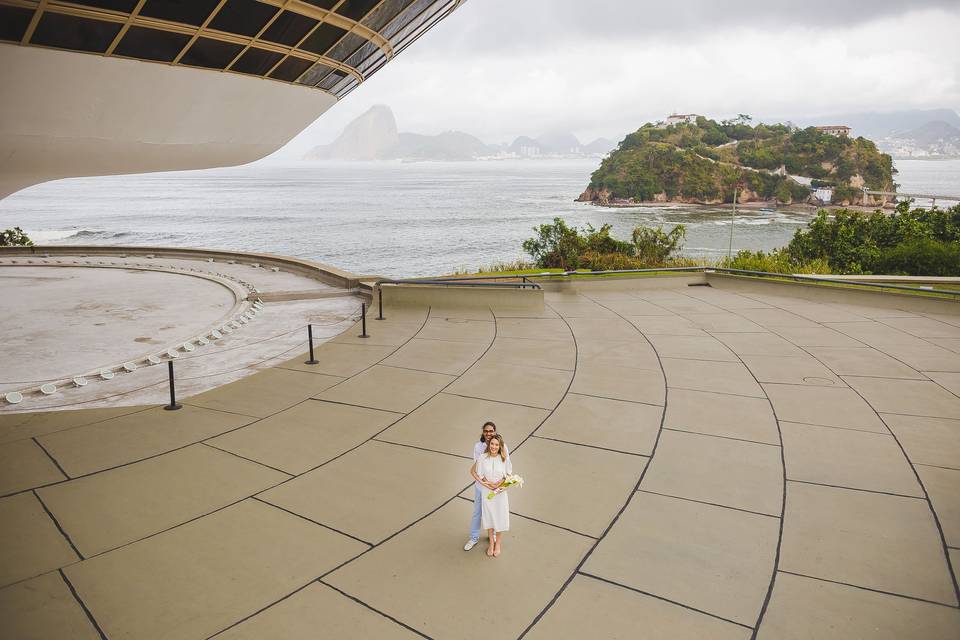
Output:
top-left (720, 248), bottom-right (830, 274)
top-left (0, 227), bottom-right (32, 247)
top-left (876, 239), bottom-right (960, 276)
top-left (522, 219), bottom-right (687, 269)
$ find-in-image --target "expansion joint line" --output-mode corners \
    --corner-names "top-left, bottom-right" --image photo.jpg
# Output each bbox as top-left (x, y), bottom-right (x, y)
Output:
top-left (516, 296), bottom-right (671, 638)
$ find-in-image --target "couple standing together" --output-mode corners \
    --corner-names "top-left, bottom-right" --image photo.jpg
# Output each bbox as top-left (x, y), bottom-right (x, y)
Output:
top-left (465, 421), bottom-right (511, 557)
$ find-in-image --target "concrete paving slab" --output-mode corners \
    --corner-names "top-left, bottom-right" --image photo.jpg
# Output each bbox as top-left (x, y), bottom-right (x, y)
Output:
top-left (682, 290), bottom-right (772, 311)
top-left (276, 343), bottom-right (396, 378)
top-left (745, 308), bottom-right (820, 328)
top-left (331, 319), bottom-right (424, 347)
top-left (768, 325), bottom-right (864, 348)
top-left (931, 337), bottom-right (960, 354)
top-left (647, 334), bottom-right (739, 362)
top-left (509, 437), bottom-right (647, 537)
top-left (209, 400), bottom-right (400, 475)
top-left (780, 422), bottom-right (923, 497)
top-left (804, 346), bottom-right (927, 379)
top-left (489, 303), bottom-right (559, 319)
top-left (547, 301), bottom-right (617, 318)
top-left (778, 303), bottom-right (869, 323)
top-left (415, 317), bottom-right (495, 344)
top-left (261, 440), bottom-right (467, 544)
top-left (824, 303), bottom-right (920, 320)
top-left (536, 393), bottom-right (661, 455)
top-left (0, 572), bottom-right (101, 640)
top-left (881, 316), bottom-right (960, 339)
top-left (326, 499), bottom-right (594, 640)
top-left (378, 392), bottom-right (547, 459)
top-left (780, 483), bottom-right (956, 605)
top-left (584, 491), bottom-right (778, 626)
top-left (429, 306), bottom-right (494, 322)
top-left (526, 574), bottom-right (751, 640)
top-left (566, 317), bottom-right (648, 342)
top-left (64, 499), bottom-right (366, 640)
top-left (186, 368), bottom-right (344, 418)
top-left (37, 405), bottom-right (257, 477)
top-left (711, 332), bottom-right (807, 357)
top-left (495, 317), bottom-right (572, 341)
top-left (661, 358), bottom-right (764, 398)
top-left (316, 365), bottom-right (454, 414)
top-left (883, 413), bottom-right (960, 469)
top-left (641, 429), bottom-right (783, 516)
top-left (916, 465), bottom-right (960, 547)
top-left (366, 305), bottom-right (430, 324)
top-left (926, 371), bottom-right (960, 396)
top-left (215, 582), bottom-right (420, 640)
top-left (483, 336), bottom-right (576, 370)
top-left (664, 388), bottom-right (779, 444)
top-left (599, 299), bottom-right (675, 316)
top-left (826, 321), bottom-right (926, 346)
top-left (877, 342), bottom-right (960, 372)
top-left (571, 363), bottom-right (665, 405)
top-left (37, 444), bottom-right (287, 557)
top-left (446, 360), bottom-right (571, 410)
top-left (763, 385), bottom-right (888, 433)
top-left (0, 406), bottom-right (149, 445)
top-left (739, 355), bottom-right (844, 387)
top-left (575, 339), bottom-right (660, 370)
top-left (0, 438), bottom-right (65, 495)
top-left (0, 492), bottom-right (79, 587)
top-left (756, 571), bottom-right (960, 640)
top-left (380, 337), bottom-right (488, 376)
top-left (649, 298), bottom-right (722, 316)
top-left (683, 313), bottom-right (765, 333)
top-left (625, 314), bottom-right (705, 336)
top-left (845, 376), bottom-right (960, 419)
top-left (924, 312), bottom-right (960, 329)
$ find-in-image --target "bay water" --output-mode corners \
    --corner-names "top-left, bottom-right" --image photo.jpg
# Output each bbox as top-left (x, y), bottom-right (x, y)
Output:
top-left (2, 158), bottom-right (957, 278)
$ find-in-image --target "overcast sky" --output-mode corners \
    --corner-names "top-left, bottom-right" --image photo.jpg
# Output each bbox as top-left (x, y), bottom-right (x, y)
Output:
top-left (278, 0), bottom-right (960, 155)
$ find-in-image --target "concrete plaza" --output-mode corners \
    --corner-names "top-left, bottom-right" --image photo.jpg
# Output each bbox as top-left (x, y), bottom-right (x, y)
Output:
top-left (1, 275), bottom-right (959, 639)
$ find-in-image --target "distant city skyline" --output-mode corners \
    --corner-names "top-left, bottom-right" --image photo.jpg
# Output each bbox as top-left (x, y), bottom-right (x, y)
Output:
top-left (274, 0), bottom-right (960, 158)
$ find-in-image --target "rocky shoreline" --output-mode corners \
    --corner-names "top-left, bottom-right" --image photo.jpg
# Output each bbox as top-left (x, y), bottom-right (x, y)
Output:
top-left (576, 186), bottom-right (893, 209)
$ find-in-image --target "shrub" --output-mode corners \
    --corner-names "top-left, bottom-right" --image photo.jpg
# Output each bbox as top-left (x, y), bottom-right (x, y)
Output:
top-left (0, 227), bottom-right (32, 247)
top-left (632, 225), bottom-right (686, 264)
top-left (876, 239), bottom-right (960, 276)
top-left (720, 248), bottom-right (830, 274)
top-left (522, 218), bottom-right (587, 269)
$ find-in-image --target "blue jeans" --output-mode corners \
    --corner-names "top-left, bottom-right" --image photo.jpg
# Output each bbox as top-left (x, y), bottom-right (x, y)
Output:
top-left (470, 484), bottom-right (483, 541)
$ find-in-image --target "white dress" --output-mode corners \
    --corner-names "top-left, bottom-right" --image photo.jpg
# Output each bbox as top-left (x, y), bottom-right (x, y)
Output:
top-left (476, 453), bottom-right (512, 533)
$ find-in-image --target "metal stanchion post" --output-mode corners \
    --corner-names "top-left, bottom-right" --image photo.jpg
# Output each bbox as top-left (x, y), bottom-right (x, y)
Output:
top-left (305, 324), bottom-right (318, 364)
top-left (376, 286), bottom-right (384, 320)
top-left (164, 360), bottom-right (182, 411)
top-left (359, 303), bottom-right (369, 338)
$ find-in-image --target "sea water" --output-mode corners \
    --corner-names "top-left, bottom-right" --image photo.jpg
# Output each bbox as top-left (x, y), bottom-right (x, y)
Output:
top-left (2, 158), bottom-right (958, 278)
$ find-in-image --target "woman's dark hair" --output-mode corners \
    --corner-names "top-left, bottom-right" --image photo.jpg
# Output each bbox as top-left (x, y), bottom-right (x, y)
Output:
top-left (478, 421), bottom-right (497, 443)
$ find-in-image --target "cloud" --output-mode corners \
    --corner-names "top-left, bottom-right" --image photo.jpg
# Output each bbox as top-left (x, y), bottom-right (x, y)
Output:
top-left (277, 1), bottom-right (960, 156)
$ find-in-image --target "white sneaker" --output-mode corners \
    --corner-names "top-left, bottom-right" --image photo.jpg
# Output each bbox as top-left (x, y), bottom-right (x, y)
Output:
top-left (463, 538), bottom-right (479, 551)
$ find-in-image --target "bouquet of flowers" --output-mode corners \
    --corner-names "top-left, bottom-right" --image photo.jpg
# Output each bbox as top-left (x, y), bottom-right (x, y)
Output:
top-left (488, 474), bottom-right (524, 499)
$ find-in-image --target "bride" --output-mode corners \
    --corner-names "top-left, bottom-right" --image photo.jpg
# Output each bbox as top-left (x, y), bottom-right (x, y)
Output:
top-left (470, 434), bottom-right (512, 557)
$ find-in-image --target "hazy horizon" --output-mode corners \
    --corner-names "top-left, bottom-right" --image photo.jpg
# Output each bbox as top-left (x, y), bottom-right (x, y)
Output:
top-left (273, 0), bottom-right (960, 157)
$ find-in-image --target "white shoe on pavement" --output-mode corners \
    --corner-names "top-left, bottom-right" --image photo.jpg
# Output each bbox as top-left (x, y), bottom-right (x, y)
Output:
top-left (464, 538), bottom-right (479, 551)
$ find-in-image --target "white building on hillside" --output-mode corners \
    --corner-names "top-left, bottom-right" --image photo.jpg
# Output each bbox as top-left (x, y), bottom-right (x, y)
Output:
top-left (665, 114), bottom-right (700, 126)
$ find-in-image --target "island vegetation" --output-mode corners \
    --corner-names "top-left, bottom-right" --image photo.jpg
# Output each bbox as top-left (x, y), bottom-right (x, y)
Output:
top-left (512, 202), bottom-right (959, 277)
top-left (579, 116), bottom-right (896, 206)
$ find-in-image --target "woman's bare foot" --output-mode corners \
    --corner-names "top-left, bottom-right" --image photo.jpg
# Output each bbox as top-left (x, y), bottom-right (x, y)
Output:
top-left (487, 534), bottom-right (495, 556)
top-left (493, 538), bottom-right (501, 557)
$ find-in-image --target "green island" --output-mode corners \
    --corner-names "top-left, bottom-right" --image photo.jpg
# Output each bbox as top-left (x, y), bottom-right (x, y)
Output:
top-left (578, 116), bottom-right (896, 206)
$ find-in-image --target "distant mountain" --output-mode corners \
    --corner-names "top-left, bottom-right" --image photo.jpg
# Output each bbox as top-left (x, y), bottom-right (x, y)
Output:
top-left (789, 109), bottom-right (960, 141)
top-left (305, 104), bottom-right (398, 160)
top-left (304, 105), bottom-right (616, 161)
top-left (536, 131), bottom-right (582, 154)
top-left (397, 131), bottom-right (499, 161)
top-left (881, 120), bottom-right (960, 158)
top-left (583, 137), bottom-right (616, 154)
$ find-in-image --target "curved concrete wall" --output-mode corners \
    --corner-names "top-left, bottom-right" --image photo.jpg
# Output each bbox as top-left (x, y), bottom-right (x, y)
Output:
top-left (0, 44), bottom-right (336, 198)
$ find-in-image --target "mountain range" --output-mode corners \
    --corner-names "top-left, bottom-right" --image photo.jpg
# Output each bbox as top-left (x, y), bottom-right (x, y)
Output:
top-left (303, 105), bottom-right (616, 161)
